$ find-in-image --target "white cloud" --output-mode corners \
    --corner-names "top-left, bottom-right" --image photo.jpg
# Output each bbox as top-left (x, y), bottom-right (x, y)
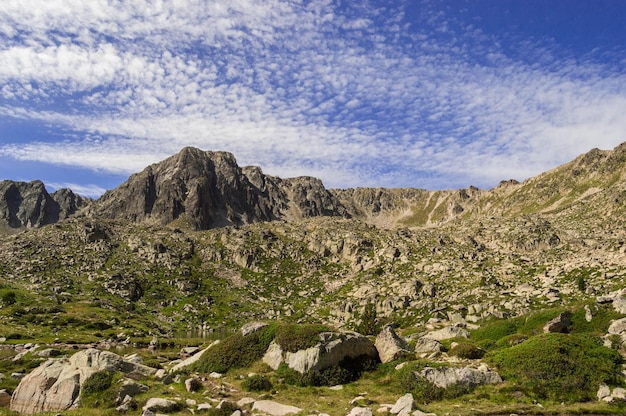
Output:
top-left (0, 1), bottom-right (625, 192)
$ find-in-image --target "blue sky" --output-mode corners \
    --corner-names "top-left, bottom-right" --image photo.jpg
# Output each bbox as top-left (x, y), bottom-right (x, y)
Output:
top-left (1, 0), bottom-right (625, 197)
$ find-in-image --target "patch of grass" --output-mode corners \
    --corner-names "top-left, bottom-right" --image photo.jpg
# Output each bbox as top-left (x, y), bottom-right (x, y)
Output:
top-left (274, 323), bottom-right (331, 353)
top-left (489, 333), bottom-right (624, 402)
top-left (191, 323), bottom-right (277, 374)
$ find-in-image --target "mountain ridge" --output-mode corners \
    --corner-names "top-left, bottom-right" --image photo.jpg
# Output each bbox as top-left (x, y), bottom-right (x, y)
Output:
top-left (1, 142), bottom-right (626, 232)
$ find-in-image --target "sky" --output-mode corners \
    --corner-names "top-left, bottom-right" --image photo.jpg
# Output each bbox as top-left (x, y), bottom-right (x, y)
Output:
top-left (0, 1), bottom-right (625, 198)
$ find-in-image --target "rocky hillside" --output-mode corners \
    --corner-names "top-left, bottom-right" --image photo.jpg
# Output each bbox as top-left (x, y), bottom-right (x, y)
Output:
top-left (0, 180), bottom-right (87, 232)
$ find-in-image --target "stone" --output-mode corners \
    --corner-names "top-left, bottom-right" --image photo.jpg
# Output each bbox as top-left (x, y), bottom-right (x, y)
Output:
top-left (346, 407), bottom-right (373, 416)
top-left (414, 337), bottom-right (444, 354)
top-left (375, 326), bottom-right (412, 364)
top-left (597, 383), bottom-right (611, 400)
top-left (263, 331), bottom-right (378, 374)
top-left (252, 400), bottom-right (303, 416)
top-left (612, 387), bottom-right (626, 401)
top-left (117, 379), bottom-right (149, 400)
top-left (36, 348), bottom-right (62, 358)
top-left (240, 321), bottom-right (269, 336)
top-left (237, 397), bottom-right (256, 407)
top-left (10, 349), bottom-right (156, 415)
top-left (424, 324), bottom-right (470, 341)
top-left (543, 312), bottom-right (572, 333)
top-left (185, 377), bottom-right (203, 392)
top-left (608, 317), bottom-right (626, 335)
top-left (389, 393), bottom-right (415, 415)
top-left (420, 366), bottom-right (502, 389)
top-left (142, 397), bottom-right (181, 413)
top-left (170, 341), bottom-right (218, 373)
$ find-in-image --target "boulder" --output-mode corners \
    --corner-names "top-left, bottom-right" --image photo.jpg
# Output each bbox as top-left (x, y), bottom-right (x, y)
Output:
top-left (10, 349), bottom-right (154, 415)
top-left (608, 317), bottom-right (626, 335)
top-left (252, 400), bottom-right (302, 416)
top-left (375, 326), bottom-right (412, 364)
top-left (142, 397), bottom-right (182, 413)
top-left (414, 337), bottom-right (444, 354)
top-left (420, 366), bottom-right (502, 389)
top-left (543, 312), bottom-right (572, 333)
top-left (346, 407), bottom-right (373, 416)
top-left (185, 376), bottom-right (203, 392)
top-left (389, 393), bottom-right (415, 415)
top-left (240, 321), bottom-right (268, 336)
top-left (263, 331), bottom-right (378, 374)
top-left (424, 324), bottom-right (469, 341)
top-left (117, 379), bottom-right (149, 401)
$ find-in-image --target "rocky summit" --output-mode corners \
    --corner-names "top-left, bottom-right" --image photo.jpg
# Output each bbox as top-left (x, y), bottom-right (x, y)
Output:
top-left (1, 143), bottom-right (626, 415)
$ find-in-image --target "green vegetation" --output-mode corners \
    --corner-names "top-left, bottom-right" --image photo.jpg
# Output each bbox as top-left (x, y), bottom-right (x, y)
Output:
top-left (274, 323), bottom-right (331, 352)
top-left (489, 333), bottom-right (623, 402)
top-left (191, 324), bottom-right (277, 374)
top-left (242, 374), bottom-right (274, 392)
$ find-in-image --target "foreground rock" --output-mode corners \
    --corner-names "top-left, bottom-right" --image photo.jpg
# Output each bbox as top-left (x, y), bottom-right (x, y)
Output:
top-left (263, 331), bottom-right (378, 374)
top-left (10, 348), bottom-right (156, 415)
top-left (263, 331), bottom-right (379, 373)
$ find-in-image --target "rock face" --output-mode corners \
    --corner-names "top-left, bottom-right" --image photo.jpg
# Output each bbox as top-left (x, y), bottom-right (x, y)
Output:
top-left (10, 349), bottom-right (156, 415)
top-left (543, 311), bottom-right (573, 333)
top-left (0, 180), bottom-right (87, 230)
top-left (374, 326), bottom-right (412, 363)
top-left (263, 331), bottom-right (379, 373)
top-left (91, 147), bottom-right (349, 230)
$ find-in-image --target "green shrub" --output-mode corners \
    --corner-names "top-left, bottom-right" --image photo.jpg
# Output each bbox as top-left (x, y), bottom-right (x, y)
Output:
top-left (242, 375), bottom-right (273, 392)
top-left (274, 323), bottom-right (330, 352)
top-left (489, 333), bottom-right (624, 402)
top-left (1, 291), bottom-right (17, 306)
top-left (82, 370), bottom-right (114, 394)
top-left (192, 323), bottom-right (277, 374)
top-left (449, 342), bottom-right (485, 359)
top-left (354, 303), bottom-right (381, 336)
top-left (471, 319), bottom-right (517, 344)
top-left (202, 400), bottom-right (239, 416)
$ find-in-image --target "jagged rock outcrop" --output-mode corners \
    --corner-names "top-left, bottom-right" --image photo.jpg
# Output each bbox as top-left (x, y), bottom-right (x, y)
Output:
top-left (91, 147), bottom-right (349, 230)
top-left (10, 349), bottom-right (156, 414)
top-left (420, 365), bottom-right (502, 389)
top-left (263, 331), bottom-right (379, 373)
top-left (0, 180), bottom-right (86, 230)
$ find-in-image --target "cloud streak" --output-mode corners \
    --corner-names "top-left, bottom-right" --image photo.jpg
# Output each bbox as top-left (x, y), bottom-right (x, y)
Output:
top-left (0, 0), bottom-right (625, 194)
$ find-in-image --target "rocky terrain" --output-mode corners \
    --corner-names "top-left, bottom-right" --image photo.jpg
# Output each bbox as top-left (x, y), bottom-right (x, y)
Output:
top-left (1, 143), bottom-right (626, 415)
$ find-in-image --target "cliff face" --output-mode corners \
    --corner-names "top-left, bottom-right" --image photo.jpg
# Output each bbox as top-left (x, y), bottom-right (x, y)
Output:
top-left (0, 180), bottom-right (87, 230)
top-left (91, 147), bottom-right (349, 230)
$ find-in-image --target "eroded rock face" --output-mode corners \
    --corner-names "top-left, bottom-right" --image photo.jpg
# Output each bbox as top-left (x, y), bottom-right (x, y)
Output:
top-left (263, 331), bottom-right (378, 374)
top-left (10, 349), bottom-right (155, 415)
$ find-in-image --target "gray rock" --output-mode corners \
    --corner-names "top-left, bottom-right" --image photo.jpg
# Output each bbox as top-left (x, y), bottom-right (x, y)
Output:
top-left (390, 393), bottom-right (415, 415)
top-left (185, 377), bottom-right (203, 392)
top-left (543, 312), bottom-right (572, 333)
top-left (346, 407), bottom-right (373, 416)
top-left (10, 349), bottom-right (155, 415)
top-left (263, 331), bottom-right (378, 374)
top-left (414, 337), bottom-right (444, 354)
top-left (420, 366), bottom-right (502, 389)
top-left (240, 321), bottom-right (269, 336)
top-left (142, 397), bottom-right (181, 413)
top-left (424, 324), bottom-right (470, 341)
top-left (117, 379), bottom-right (149, 400)
top-left (598, 383), bottom-right (611, 400)
top-left (252, 400), bottom-right (302, 416)
top-left (0, 389), bottom-right (10, 407)
top-left (375, 326), bottom-right (412, 364)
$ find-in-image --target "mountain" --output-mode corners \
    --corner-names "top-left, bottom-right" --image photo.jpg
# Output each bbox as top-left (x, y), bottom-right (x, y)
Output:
top-left (90, 147), bottom-right (349, 230)
top-left (0, 180), bottom-right (88, 232)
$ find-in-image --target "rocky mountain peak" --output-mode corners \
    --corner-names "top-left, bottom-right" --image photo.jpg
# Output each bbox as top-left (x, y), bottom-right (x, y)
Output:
top-left (0, 180), bottom-right (87, 231)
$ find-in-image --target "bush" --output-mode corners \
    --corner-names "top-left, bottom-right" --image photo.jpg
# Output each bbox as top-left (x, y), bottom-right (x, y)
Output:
top-left (354, 303), bottom-right (380, 336)
top-left (82, 370), bottom-right (114, 394)
top-left (192, 324), bottom-right (277, 374)
top-left (274, 323), bottom-right (330, 352)
top-left (1, 291), bottom-right (17, 306)
top-left (449, 342), bottom-right (485, 359)
top-left (489, 333), bottom-right (624, 402)
top-left (242, 375), bottom-right (273, 392)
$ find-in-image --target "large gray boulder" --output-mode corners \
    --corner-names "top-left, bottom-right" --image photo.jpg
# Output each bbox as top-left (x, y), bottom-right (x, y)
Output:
top-left (10, 349), bottom-right (155, 415)
top-left (263, 331), bottom-right (378, 373)
top-left (375, 326), bottom-right (412, 363)
top-left (252, 400), bottom-right (303, 416)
